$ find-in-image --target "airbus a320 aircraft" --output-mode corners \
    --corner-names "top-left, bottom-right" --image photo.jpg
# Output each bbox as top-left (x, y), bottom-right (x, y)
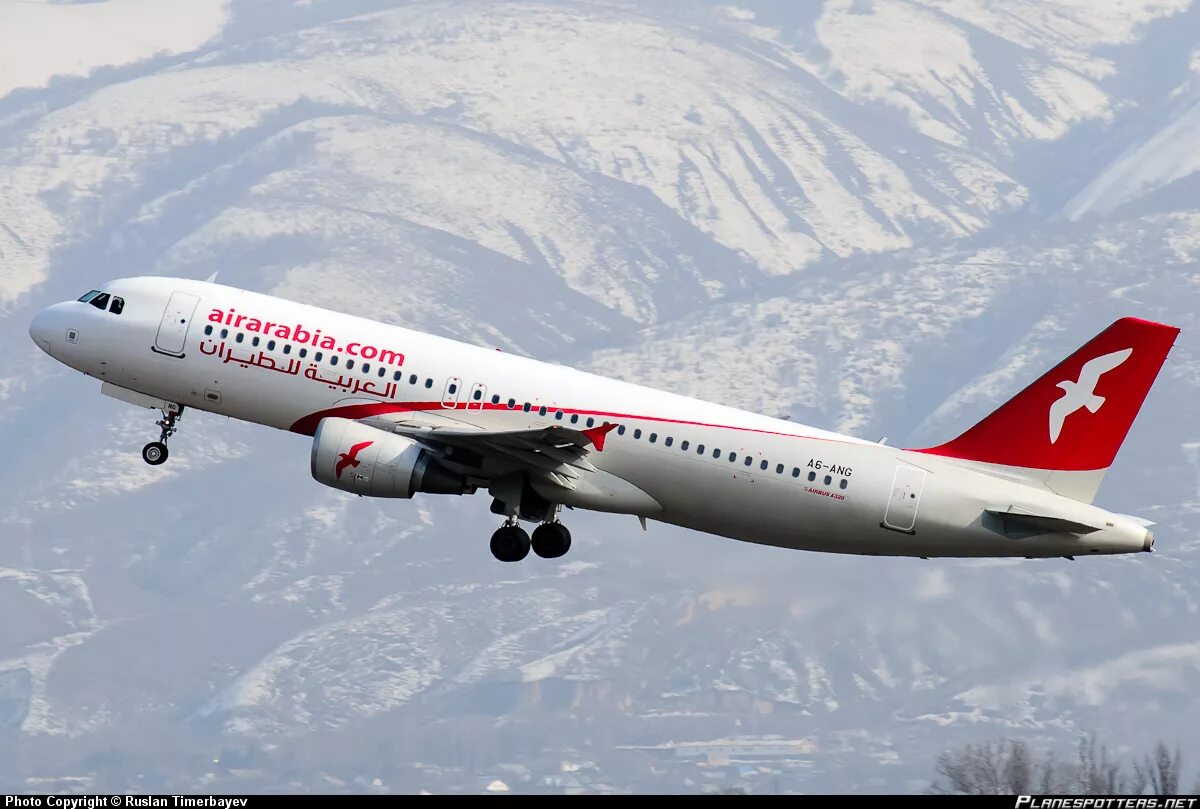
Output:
top-left (29, 277), bottom-right (1178, 563)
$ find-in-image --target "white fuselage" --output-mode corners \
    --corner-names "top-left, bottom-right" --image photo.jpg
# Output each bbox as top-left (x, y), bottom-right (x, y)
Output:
top-left (29, 277), bottom-right (1152, 558)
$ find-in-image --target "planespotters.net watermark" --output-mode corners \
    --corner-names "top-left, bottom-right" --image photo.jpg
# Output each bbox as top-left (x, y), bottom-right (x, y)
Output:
top-left (5, 798), bottom-right (248, 809)
top-left (1017, 798), bottom-right (1198, 809)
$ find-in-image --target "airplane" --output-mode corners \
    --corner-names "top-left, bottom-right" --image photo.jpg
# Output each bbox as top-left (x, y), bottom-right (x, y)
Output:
top-left (28, 277), bottom-right (1178, 563)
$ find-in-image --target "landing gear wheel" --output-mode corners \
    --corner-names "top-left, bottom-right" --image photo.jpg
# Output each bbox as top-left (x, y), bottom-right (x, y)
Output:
top-left (531, 522), bottom-right (572, 559)
top-left (490, 525), bottom-right (531, 563)
top-left (142, 441), bottom-right (169, 466)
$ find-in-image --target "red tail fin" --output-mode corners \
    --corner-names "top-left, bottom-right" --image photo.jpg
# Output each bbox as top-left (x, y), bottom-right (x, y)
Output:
top-left (914, 317), bottom-right (1179, 472)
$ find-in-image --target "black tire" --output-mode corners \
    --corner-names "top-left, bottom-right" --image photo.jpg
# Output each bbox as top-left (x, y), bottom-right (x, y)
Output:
top-left (142, 441), bottom-right (168, 466)
top-left (531, 522), bottom-right (572, 559)
top-left (489, 525), bottom-right (531, 562)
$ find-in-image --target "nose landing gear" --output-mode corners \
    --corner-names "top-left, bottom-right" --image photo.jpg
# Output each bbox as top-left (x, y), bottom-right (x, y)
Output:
top-left (142, 406), bottom-right (182, 466)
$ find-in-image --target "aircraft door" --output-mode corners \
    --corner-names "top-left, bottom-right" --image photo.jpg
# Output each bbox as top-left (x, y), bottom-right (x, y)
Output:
top-left (467, 382), bottom-right (487, 410)
top-left (442, 376), bottom-right (462, 409)
top-left (883, 465), bottom-right (926, 533)
top-left (153, 291), bottom-right (200, 358)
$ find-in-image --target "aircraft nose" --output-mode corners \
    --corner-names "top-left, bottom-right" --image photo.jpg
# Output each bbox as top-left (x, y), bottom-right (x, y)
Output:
top-left (28, 304), bottom-right (67, 357)
top-left (29, 307), bottom-right (53, 354)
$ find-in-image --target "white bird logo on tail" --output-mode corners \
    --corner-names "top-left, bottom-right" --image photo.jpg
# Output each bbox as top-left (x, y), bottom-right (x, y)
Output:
top-left (1048, 348), bottom-right (1132, 444)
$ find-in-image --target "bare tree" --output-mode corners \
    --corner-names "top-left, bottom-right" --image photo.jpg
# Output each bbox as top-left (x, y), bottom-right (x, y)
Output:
top-left (1076, 733), bottom-right (1125, 794)
top-left (932, 735), bottom-right (1193, 795)
top-left (1135, 741), bottom-right (1181, 795)
top-left (932, 739), bottom-right (1048, 795)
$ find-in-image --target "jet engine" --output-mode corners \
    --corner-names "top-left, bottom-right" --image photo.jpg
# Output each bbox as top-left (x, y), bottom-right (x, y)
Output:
top-left (311, 417), bottom-right (469, 498)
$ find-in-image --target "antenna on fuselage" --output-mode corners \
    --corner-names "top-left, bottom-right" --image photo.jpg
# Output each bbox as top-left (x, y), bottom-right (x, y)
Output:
top-left (204, 271), bottom-right (219, 283)
top-left (877, 436), bottom-right (888, 445)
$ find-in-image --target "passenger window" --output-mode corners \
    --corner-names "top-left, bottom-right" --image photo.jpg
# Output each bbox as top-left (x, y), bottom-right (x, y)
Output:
top-left (808, 471), bottom-right (816, 482)
top-left (109, 297), bottom-right (124, 314)
top-left (680, 440), bottom-right (688, 451)
top-left (538, 405), bottom-right (546, 415)
top-left (475, 390), bottom-right (484, 401)
top-left (633, 429), bottom-right (642, 439)
top-left (664, 437), bottom-right (673, 447)
top-left (697, 444), bottom-right (705, 454)
top-left (824, 475), bottom-right (832, 486)
top-left (792, 468), bottom-right (801, 478)
top-left (346, 360), bottom-right (355, 370)
top-left (776, 464), bottom-right (784, 474)
top-left (410, 375), bottom-right (418, 384)
top-left (839, 479), bottom-right (848, 490)
top-left (729, 453), bottom-right (737, 463)
top-left (586, 417), bottom-right (595, 427)
top-left (508, 398), bottom-right (516, 408)
top-left (713, 448), bottom-right (721, 458)
top-left (220, 329), bottom-right (228, 339)
top-left (315, 351), bottom-right (323, 362)
top-left (447, 382), bottom-right (456, 394)
top-left (492, 394), bottom-right (501, 404)
top-left (88, 293), bottom-right (110, 311)
top-left (379, 367), bottom-right (386, 378)
top-left (204, 325), bottom-right (213, 336)
top-left (235, 333), bottom-right (244, 343)
top-left (425, 378), bottom-right (433, 388)
top-left (362, 362), bottom-right (370, 373)
top-left (759, 460), bottom-right (767, 470)
top-left (393, 370), bottom-right (401, 381)
top-left (252, 336), bottom-right (260, 347)
top-left (283, 344), bottom-right (291, 354)
top-left (617, 424), bottom-right (625, 435)
top-left (523, 402), bottom-right (531, 412)
top-left (330, 355), bottom-right (339, 366)
top-left (570, 414), bottom-right (579, 424)
top-left (649, 433), bottom-right (657, 443)
top-left (300, 348), bottom-right (307, 358)
top-left (266, 340), bottom-right (275, 350)
top-left (556, 410), bottom-right (564, 420)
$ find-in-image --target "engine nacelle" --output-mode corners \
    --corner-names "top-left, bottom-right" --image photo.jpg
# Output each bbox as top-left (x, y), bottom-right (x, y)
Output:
top-left (311, 417), bottom-right (468, 498)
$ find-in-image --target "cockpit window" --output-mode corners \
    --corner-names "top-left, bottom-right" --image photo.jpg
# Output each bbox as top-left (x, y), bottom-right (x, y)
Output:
top-left (77, 290), bottom-right (102, 303)
top-left (109, 296), bottom-right (124, 315)
top-left (88, 292), bottom-right (110, 311)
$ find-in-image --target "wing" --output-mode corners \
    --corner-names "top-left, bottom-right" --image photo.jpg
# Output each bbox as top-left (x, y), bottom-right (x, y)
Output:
top-left (1077, 347), bottom-right (1133, 387)
top-left (390, 422), bottom-right (617, 490)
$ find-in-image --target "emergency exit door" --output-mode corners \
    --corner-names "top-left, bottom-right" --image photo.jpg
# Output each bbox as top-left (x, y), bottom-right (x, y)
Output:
top-left (883, 465), bottom-right (926, 533)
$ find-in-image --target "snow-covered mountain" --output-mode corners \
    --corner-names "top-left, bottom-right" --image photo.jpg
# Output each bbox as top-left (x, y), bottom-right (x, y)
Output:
top-left (1, 0), bottom-right (1197, 793)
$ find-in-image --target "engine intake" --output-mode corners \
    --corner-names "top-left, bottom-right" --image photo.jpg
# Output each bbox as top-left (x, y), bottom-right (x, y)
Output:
top-left (311, 417), bottom-right (468, 498)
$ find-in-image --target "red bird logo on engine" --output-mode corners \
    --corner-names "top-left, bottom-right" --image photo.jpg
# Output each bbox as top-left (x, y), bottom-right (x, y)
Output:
top-left (335, 440), bottom-right (373, 479)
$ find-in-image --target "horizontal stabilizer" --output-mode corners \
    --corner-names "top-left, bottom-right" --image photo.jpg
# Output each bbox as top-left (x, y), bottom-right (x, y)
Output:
top-left (985, 505), bottom-right (1102, 535)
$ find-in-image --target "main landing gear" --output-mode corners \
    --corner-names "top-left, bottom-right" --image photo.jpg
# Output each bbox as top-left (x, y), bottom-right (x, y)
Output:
top-left (488, 519), bottom-right (572, 563)
top-left (142, 406), bottom-right (182, 466)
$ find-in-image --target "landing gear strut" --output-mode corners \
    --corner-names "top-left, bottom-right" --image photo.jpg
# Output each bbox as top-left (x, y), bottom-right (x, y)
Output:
top-left (490, 519), bottom-right (531, 563)
top-left (142, 406), bottom-right (182, 466)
